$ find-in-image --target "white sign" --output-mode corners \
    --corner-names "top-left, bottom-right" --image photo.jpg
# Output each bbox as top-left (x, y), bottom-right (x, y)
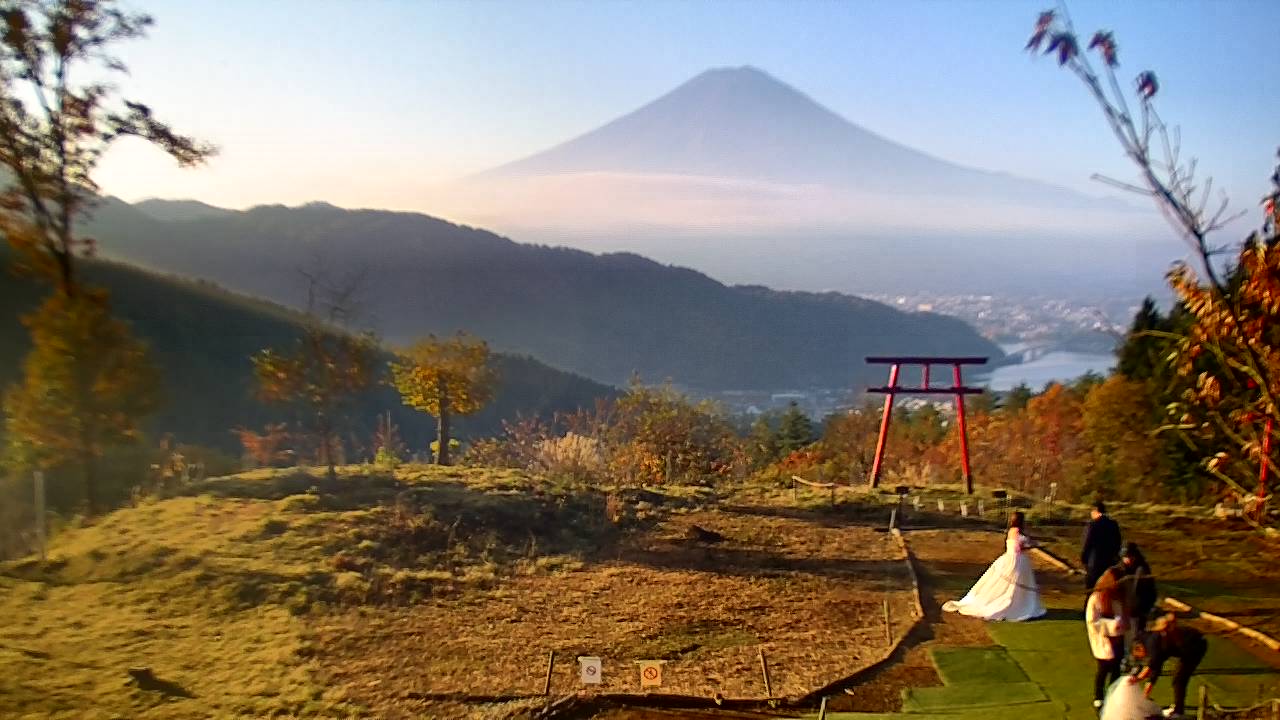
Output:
top-left (637, 660), bottom-right (664, 688)
top-left (578, 656), bottom-right (602, 685)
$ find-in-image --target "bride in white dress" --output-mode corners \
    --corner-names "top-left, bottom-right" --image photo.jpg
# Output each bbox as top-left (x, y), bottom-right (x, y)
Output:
top-left (943, 511), bottom-right (1047, 621)
top-left (1101, 676), bottom-right (1161, 720)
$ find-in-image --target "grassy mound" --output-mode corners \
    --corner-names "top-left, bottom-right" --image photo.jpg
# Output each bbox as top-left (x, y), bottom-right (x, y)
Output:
top-left (0, 464), bottom-right (637, 718)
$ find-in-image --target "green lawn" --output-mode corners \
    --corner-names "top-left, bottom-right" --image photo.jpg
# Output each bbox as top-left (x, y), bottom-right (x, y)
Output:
top-left (813, 612), bottom-right (1280, 720)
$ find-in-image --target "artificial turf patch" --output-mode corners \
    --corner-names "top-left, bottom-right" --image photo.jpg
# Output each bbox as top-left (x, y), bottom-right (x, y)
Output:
top-left (930, 646), bottom-right (1030, 685)
top-left (814, 702), bottom-right (1070, 720)
top-left (902, 681), bottom-right (1047, 710)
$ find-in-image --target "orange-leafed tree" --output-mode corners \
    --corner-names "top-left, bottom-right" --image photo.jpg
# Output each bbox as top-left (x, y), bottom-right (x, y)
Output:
top-left (234, 423), bottom-right (296, 469)
top-left (1165, 228), bottom-right (1280, 503)
top-left (251, 329), bottom-right (378, 479)
top-left (1028, 10), bottom-right (1279, 516)
top-left (3, 289), bottom-right (159, 514)
top-left (390, 333), bottom-right (496, 466)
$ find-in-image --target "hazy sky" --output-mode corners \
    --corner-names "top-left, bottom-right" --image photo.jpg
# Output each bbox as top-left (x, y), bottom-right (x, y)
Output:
top-left (94, 0), bottom-right (1278, 223)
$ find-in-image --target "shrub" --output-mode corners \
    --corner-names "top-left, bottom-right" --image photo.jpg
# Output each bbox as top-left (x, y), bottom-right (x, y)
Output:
top-left (536, 433), bottom-right (603, 482)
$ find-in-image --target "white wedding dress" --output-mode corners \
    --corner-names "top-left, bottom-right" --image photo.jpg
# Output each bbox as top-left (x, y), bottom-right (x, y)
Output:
top-left (1101, 677), bottom-right (1161, 720)
top-left (942, 528), bottom-right (1046, 621)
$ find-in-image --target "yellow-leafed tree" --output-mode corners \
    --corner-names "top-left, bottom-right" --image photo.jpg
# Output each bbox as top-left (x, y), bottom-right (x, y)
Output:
top-left (3, 289), bottom-right (159, 515)
top-left (390, 334), bottom-right (496, 465)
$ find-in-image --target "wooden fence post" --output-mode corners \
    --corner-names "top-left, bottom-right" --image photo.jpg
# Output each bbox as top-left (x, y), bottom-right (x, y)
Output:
top-left (34, 471), bottom-right (46, 562)
top-left (543, 650), bottom-right (555, 695)
top-left (758, 649), bottom-right (773, 698)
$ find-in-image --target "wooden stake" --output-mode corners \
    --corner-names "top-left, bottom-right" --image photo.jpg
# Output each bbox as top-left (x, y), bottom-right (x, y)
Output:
top-left (818, 696), bottom-right (828, 720)
top-left (758, 649), bottom-right (772, 698)
top-left (889, 508), bottom-right (898, 530)
top-left (883, 597), bottom-right (893, 646)
top-left (543, 650), bottom-right (555, 696)
top-left (34, 471), bottom-right (45, 563)
top-left (1196, 684), bottom-right (1207, 720)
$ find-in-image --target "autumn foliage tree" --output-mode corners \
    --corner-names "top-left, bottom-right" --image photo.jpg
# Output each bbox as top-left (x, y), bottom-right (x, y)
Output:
top-left (1165, 227), bottom-right (1280, 503)
top-left (1028, 10), bottom-right (1279, 516)
top-left (0, 0), bottom-right (213, 294)
top-left (3, 288), bottom-right (159, 514)
top-left (1079, 375), bottom-right (1170, 501)
top-left (390, 333), bottom-right (496, 466)
top-left (251, 328), bottom-right (378, 479)
top-left (602, 383), bottom-right (739, 485)
top-left (1, 0), bottom-right (210, 515)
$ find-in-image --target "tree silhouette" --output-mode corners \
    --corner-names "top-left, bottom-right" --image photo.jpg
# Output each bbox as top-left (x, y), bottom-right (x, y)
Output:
top-left (0, 0), bottom-right (214, 295)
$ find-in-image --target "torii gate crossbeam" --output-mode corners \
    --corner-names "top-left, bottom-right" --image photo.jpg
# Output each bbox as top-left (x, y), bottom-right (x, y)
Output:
top-left (865, 356), bottom-right (988, 495)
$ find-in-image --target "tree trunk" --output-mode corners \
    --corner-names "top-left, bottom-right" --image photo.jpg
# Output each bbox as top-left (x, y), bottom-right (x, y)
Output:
top-left (83, 448), bottom-right (99, 517)
top-left (436, 383), bottom-right (451, 466)
top-left (319, 413), bottom-right (337, 480)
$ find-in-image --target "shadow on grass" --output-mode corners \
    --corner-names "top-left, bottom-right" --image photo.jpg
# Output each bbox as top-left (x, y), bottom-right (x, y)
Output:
top-left (130, 670), bottom-right (196, 699)
top-left (620, 542), bottom-right (910, 587)
top-left (719, 501), bottom-right (901, 529)
top-left (1034, 607), bottom-right (1081, 622)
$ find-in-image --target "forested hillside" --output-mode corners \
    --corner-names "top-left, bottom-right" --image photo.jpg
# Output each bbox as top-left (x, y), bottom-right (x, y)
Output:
top-left (0, 248), bottom-right (616, 455)
top-left (85, 199), bottom-right (1006, 390)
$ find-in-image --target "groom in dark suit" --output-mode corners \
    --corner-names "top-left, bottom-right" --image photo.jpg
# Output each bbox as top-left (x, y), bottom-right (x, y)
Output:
top-left (1081, 501), bottom-right (1122, 590)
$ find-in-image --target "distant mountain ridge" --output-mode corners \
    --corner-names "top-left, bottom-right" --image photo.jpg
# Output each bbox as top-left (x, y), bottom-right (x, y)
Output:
top-left (84, 198), bottom-right (1005, 392)
top-left (480, 66), bottom-right (1129, 208)
top-left (444, 66), bottom-right (1167, 299)
top-left (133, 198), bottom-right (237, 223)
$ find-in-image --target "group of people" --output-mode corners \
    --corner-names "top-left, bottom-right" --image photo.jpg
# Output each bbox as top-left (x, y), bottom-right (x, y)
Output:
top-left (943, 502), bottom-right (1208, 719)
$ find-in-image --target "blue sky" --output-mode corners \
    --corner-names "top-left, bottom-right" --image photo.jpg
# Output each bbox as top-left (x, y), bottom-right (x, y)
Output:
top-left (95, 0), bottom-right (1278, 224)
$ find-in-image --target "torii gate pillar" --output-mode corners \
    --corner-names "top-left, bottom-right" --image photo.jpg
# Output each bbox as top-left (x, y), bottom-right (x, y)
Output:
top-left (865, 356), bottom-right (988, 495)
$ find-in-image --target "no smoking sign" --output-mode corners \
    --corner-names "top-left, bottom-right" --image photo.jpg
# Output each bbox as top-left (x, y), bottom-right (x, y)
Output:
top-left (577, 656), bottom-right (602, 685)
top-left (636, 660), bottom-right (664, 688)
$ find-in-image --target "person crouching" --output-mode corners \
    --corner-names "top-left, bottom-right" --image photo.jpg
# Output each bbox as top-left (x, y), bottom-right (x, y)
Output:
top-left (1130, 613), bottom-right (1208, 719)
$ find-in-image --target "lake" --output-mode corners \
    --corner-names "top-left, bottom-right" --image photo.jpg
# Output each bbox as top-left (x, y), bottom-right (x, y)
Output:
top-left (976, 345), bottom-right (1116, 392)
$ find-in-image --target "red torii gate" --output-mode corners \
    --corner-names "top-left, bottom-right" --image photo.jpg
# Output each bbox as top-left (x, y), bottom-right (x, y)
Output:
top-left (865, 356), bottom-right (988, 495)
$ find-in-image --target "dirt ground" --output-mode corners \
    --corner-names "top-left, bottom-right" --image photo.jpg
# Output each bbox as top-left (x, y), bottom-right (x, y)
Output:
top-left (312, 504), bottom-right (919, 718)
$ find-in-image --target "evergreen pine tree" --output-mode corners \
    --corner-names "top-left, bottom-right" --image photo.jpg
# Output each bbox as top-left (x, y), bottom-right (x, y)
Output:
top-left (776, 401), bottom-right (815, 455)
